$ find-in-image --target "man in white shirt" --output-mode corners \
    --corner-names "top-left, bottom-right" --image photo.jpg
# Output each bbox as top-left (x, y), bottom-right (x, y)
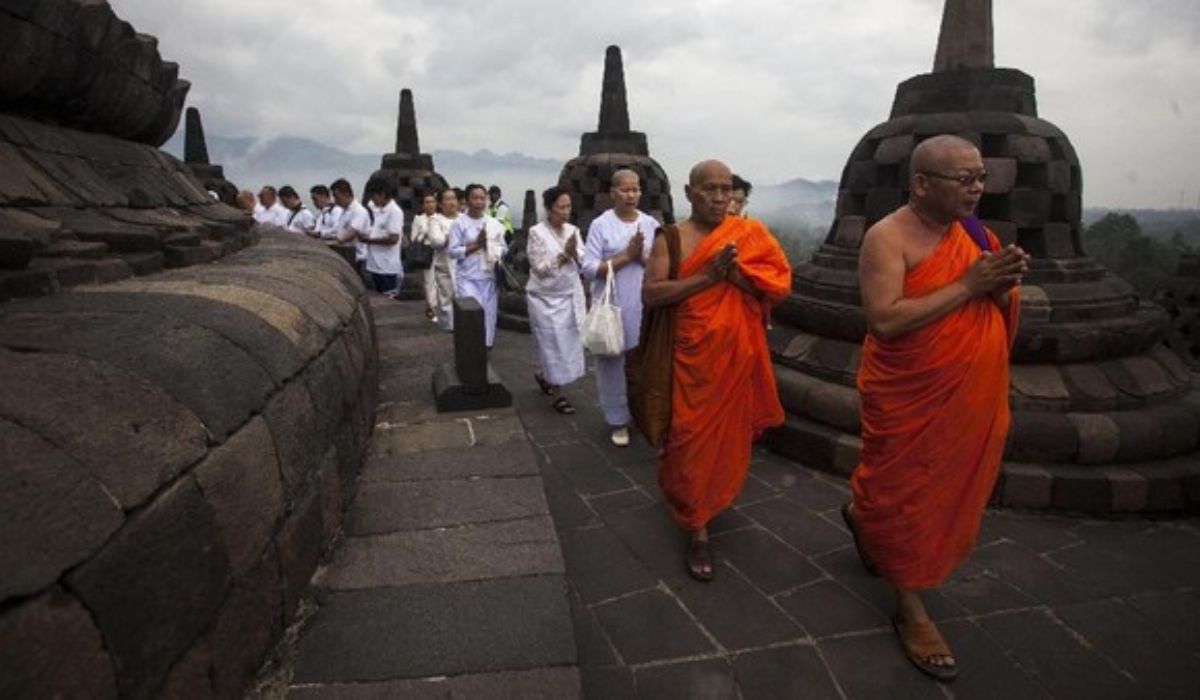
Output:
top-left (256, 186), bottom-right (289, 227)
top-left (279, 185), bottom-right (315, 235)
top-left (449, 183), bottom-right (508, 348)
top-left (309, 185), bottom-right (343, 240)
top-left (331, 178), bottom-right (372, 274)
top-left (361, 177), bottom-right (405, 297)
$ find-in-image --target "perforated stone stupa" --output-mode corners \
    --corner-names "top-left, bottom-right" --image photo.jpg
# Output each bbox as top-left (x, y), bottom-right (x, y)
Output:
top-left (363, 88), bottom-right (448, 229)
top-left (768, 0), bottom-right (1199, 515)
top-left (183, 107), bottom-right (237, 205)
top-left (558, 46), bottom-right (673, 234)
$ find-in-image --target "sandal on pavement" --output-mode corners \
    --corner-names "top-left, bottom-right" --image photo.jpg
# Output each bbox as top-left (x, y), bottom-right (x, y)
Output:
top-left (551, 395), bottom-right (576, 415)
top-left (610, 426), bottom-right (630, 447)
top-left (841, 503), bottom-right (881, 577)
top-left (892, 615), bottom-right (959, 682)
top-left (534, 372), bottom-right (554, 396)
top-left (685, 538), bottom-right (715, 582)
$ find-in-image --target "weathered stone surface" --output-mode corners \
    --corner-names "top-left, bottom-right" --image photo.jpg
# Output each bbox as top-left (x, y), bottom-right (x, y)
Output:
top-left (292, 576), bottom-right (575, 682)
top-left (194, 416), bottom-right (284, 578)
top-left (66, 477), bottom-right (230, 698)
top-left (0, 348), bottom-right (207, 507)
top-left (263, 378), bottom-right (324, 500)
top-left (0, 587), bottom-right (118, 699)
top-left (209, 545), bottom-right (284, 697)
top-left (319, 516), bottom-right (563, 589)
top-left (0, 419), bottom-right (123, 601)
top-left (0, 231), bottom-right (34, 268)
top-left (346, 476), bottom-right (549, 535)
top-left (289, 668), bottom-right (582, 699)
top-left (158, 640), bottom-right (215, 699)
top-left (278, 491), bottom-right (326, 618)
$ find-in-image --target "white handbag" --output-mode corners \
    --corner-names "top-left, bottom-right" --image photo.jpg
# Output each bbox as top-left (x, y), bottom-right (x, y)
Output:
top-left (583, 261), bottom-right (625, 357)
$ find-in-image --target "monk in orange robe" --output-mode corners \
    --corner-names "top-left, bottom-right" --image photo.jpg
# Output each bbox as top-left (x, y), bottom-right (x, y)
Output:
top-left (643, 159), bottom-right (792, 581)
top-left (845, 135), bottom-right (1028, 681)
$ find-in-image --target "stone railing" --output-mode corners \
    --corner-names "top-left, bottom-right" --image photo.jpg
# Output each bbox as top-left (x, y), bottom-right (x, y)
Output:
top-left (0, 231), bottom-right (379, 698)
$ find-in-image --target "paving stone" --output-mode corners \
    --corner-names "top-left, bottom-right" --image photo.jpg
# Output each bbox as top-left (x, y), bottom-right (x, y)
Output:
top-left (978, 510), bottom-right (1082, 554)
top-left (0, 587), bottom-right (118, 699)
top-left (775, 580), bottom-right (889, 637)
top-left (705, 506), bottom-right (752, 535)
top-left (817, 630), bottom-right (944, 699)
top-left (968, 539), bottom-right (1097, 605)
top-left (738, 496), bottom-right (849, 556)
top-left (0, 419), bottom-right (123, 601)
top-left (586, 487), bottom-right (655, 515)
top-left (579, 666), bottom-right (635, 699)
top-left (711, 527), bottom-right (823, 595)
top-left (977, 609), bottom-right (1140, 699)
top-left (362, 439), bottom-right (540, 482)
top-left (569, 588), bottom-right (619, 668)
top-left (591, 589), bottom-right (715, 665)
top-left (543, 440), bottom-right (633, 495)
top-left (318, 516), bottom-right (563, 589)
top-left (733, 473), bottom-right (778, 506)
top-left (288, 667), bottom-right (582, 699)
top-left (369, 420), bottom-right (474, 457)
top-left (781, 474), bottom-right (851, 513)
top-left (634, 658), bottom-right (737, 700)
top-left (194, 416), bottom-right (284, 578)
top-left (1054, 598), bottom-right (1196, 697)
top-left (560, 526), bottom-right (658, 605)
top-left (345, 476), bottom-right (549, 535)
top-left (670, 563), bottom-right (804, 651)
top-left (604, 503), bottom-right (695, 588)
top-left (931, 620), bottom-right (1050, 699)
top-left (731, 644), bottom-right (841, 700)
top-left (292, 576), bottom-right (575, 682)
top-left (66, 477), bottom-right (231, 698)
top-left (0, 347), bottom-right (207, 508)
top-left (939, 569), bottom-right (1039, 615)
top-left (1127, 591), bottom-right (1200, 656)
top-left (539, 459), bottom-right (600, 531)
top-left (1047, 525), bottom-right (1197, 597)
top-left (748, 451), bottom-right (814, 490)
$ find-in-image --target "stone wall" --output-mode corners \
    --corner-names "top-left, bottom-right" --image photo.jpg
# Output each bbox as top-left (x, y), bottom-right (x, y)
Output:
top-left (0, 231), bottom-right (379, 698)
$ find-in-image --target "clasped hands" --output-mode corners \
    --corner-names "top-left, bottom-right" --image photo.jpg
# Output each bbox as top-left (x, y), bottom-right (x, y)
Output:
top-left (963, 244), bottom-right (1031, 297)
top-left (706, 242), bottom-right (740, 283)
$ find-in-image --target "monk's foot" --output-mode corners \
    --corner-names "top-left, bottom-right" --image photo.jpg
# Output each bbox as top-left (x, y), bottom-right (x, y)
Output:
top-left (685, 533), bottom-right (714, 582)
top-left (892, 614), bottom-right (958, 682)
top-left (841, 502), bottom-right (880, 577)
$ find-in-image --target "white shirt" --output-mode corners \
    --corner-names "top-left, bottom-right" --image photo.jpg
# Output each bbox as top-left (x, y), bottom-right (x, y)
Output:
top-left (315, 205), bottom-right (343, 240)
top-left (337, 200), bottom-right (372, 261)
top-left (411, 213), bottom-right (434, 244)
top-left (365, 200), bottom-right (404, 275)
top-left (448, 214), bottom-right (507, 281)
top-left (526, 221), bottom-right (583, 296)
top-left (264, 202), bottom-right (289, 227)
top-left (253, 203), bottom-right (268, 224)
top-left (285, 207), bottom-right (315, 235)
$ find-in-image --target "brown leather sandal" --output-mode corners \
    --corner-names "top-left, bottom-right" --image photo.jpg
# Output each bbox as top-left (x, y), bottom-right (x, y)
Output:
top-left (892, 615), bottom-right (959, 682)
top-left (685, 538), bottom-right (715, 582)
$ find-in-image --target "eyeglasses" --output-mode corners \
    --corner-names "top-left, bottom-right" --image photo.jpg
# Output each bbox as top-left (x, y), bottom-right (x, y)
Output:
top-left (919, 170), bottom-right (988, 186)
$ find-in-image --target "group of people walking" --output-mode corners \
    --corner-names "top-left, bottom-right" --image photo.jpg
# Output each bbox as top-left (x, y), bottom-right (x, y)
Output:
top-left (237, 138), bottom-right (1028, 683)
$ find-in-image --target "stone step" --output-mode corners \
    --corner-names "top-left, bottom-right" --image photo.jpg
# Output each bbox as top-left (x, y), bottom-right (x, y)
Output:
top-left (164, 240), bottom-right (221, 268)
top-left (119, 251), bottom-right (165, 276)
top-left (162, 232), bottom-right (203, 248)
top-left (39, 240), bottom-right (109, 259)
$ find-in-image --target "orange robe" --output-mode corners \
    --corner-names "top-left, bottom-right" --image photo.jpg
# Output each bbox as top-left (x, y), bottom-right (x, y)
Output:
top-left (658, 217), bottom-right (792, 530)
top-left (852, 221), bottom-right (1019, 590)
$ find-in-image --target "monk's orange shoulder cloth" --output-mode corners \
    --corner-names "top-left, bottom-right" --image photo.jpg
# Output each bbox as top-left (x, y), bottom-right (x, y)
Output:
top-left (852, 221), bottom-right (1020, 590)
top-left (658, 217), bottom-right (792, 530)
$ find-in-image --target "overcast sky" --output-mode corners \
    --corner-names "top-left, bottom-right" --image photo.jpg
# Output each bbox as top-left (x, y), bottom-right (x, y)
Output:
top-left (114, 0), bottom-right (1199, 209)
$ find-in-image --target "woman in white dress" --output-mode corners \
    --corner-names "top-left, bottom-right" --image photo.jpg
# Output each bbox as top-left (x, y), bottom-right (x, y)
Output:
top-left (428, 188), bottom-right (460, 331)
top-left (410, 192), bottom-right (439, 322)
top-left (526, 186), bottom-right (586, 414)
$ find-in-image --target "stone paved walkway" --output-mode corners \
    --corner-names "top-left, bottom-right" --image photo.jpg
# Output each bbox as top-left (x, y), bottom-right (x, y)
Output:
top-left (271, 298), bottom-right (1200, 699)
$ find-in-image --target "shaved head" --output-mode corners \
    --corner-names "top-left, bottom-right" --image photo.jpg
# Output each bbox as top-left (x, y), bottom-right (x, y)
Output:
top-left (689, 159), bottom-right (732, 187)
top-left (910, 135), bottom-right (979, 179)
top-left (611, 169), bottom-right (639, 188)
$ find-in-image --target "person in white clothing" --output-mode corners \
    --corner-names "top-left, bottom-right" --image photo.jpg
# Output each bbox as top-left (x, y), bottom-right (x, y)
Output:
top-left (527, 185), bottom-right (587, 414)
top-left (448, 183), bottom-right (507, 348)
top-left (309, 185), bottom-right (343, 241)
top-left (410, 192), bottom-right (439, 321)
top-left (582, 169), bottom-right (660, 446)
top-left (361, 177), bottom-right (404, 297)
top-left (331, 178), bottom-right (372, 275)
top-left (279, 185), bottom-right (315, 235)
top-left (428, 188), bottom-right (460, 331)
top-left (256, 186), bottom-right (289, 227)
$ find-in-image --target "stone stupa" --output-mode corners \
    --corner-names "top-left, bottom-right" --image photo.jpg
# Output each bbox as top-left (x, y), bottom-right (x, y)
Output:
top-left (768, 0), bottom-right (1199, 515)
top-left (558, 46), bottom-right (673, 235)
top-left (183, 107), bottom-right (237, 205)
top-left (363, 89), bottom-right (448, 230)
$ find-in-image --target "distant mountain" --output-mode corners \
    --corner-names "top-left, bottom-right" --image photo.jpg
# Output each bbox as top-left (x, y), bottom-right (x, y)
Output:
top-left (162, 131), bottom-right (562, 209)
top-left (750, 177), bottom-right (839, 240)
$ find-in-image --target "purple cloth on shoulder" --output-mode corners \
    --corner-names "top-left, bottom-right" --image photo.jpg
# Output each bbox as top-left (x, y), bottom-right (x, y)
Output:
top-left (960, 215), bottom-right (991, 252)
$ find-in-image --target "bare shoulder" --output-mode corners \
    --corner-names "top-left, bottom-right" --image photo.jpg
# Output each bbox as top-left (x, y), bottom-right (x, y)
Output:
top-left (860, 212), bottom-right (905, 257)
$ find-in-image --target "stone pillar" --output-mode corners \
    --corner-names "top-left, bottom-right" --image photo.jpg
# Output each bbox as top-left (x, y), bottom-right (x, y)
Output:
top-left (433, 297), bottom-right (512, 411)
top-left (770, 0), bottom-right (1200, 515)
top-left (183, 107), bottom-right (237, 204)
top-left (364, 88), bottom-right (449, 232)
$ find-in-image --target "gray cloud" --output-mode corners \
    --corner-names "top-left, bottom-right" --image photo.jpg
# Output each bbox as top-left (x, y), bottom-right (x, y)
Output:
top-left (112, 0), bottom-right (1200, 208)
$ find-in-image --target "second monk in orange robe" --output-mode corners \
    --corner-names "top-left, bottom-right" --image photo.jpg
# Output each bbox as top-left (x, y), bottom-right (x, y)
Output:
top-left (643, 160), bottom-right (791, 581)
